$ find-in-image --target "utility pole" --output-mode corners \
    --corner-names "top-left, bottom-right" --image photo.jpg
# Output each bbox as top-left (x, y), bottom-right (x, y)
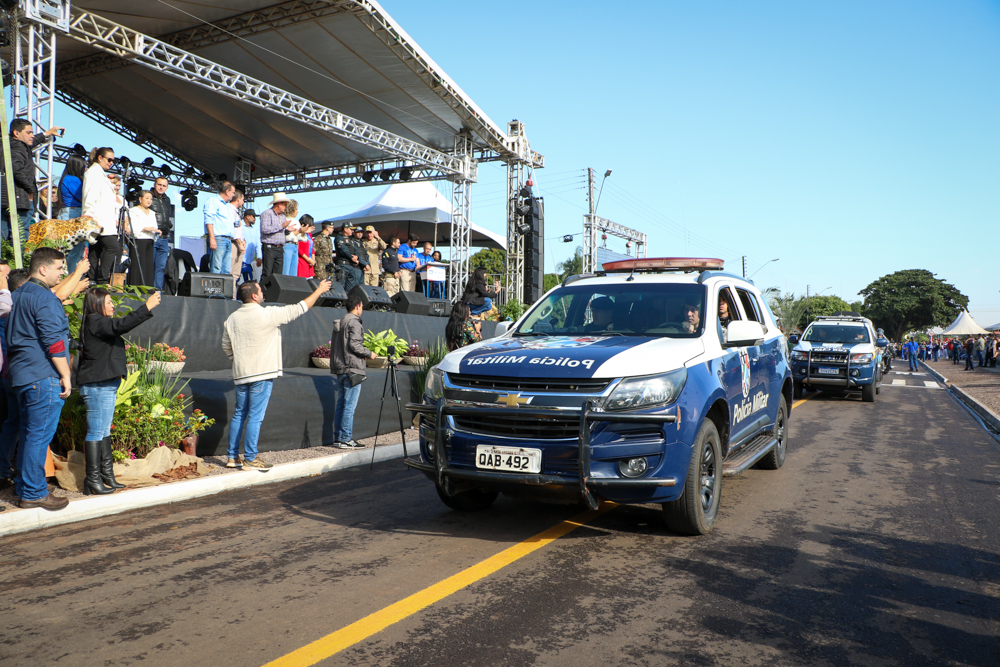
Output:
top-left (583, 168), bottom-right (596, 273)
top-left (742, 256), bottom-right (747, 278)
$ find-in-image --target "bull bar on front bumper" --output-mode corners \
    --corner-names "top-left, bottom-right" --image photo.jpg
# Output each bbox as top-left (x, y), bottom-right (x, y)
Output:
top-left (405, 398), bottom-right (678, 510)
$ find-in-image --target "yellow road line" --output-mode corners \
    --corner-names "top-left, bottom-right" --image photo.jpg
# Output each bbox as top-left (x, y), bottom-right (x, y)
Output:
top-left (791, 393), bottom-right (814, 410)
top-left (264, 503), bottom-right (616, 667)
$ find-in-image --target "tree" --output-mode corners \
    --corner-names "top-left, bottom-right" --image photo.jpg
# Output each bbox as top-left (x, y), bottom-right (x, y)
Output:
top-left (799, 295), bottom-right (852, 329)
top-left (766, 291), bottom-right (853, 332)
top-left (859, 269), bottom-right (968, 342)
top-left (556, 246), bottom-right (583, 279)
top-left (467, 248), bottom-right (506, 281)
top-left (543, 273), bottom-right (561, 292)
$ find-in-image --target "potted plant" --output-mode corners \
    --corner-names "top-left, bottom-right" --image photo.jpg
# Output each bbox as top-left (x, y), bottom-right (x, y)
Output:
top-left (311, 343), bottom-right (331, 369)
top-left (149, 342), bottom-right (186, 374)
top-left (402, 340), bottom-right (428, 366)
top-left (363, 329), bottom-right (408, 368)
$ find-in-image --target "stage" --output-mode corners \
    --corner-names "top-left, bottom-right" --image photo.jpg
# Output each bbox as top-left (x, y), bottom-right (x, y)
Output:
top-left (121, 295), bottom-right (497, 456)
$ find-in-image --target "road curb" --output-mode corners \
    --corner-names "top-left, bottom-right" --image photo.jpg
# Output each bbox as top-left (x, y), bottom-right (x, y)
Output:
top-left (0, 440), bottom-right (416, 538)
top-left (920, 361), bottom-right (1000, 434)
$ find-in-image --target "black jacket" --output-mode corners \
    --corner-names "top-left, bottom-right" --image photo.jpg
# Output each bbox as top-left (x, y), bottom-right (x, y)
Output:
top-left (461, 278), bottom-right (497, 307)
top-left (150, 191), bottom-right (173, 233)
top-left (0, 136), bottom-right (37, 211)
top-left (77, 305), bottom-right (153, 385)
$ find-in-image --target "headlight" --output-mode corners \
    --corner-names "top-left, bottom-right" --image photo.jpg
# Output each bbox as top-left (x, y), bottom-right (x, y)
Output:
top-left (425, 366), bottom-right (444, 400)
top-left (850, 353), bottom-right (873, 364)
top-left (790, 350), bottom-right (808, 361)
top-left (605, 368), bottom-right (687, 411)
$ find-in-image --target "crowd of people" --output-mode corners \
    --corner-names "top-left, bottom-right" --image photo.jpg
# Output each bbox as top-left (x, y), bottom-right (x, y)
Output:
top-left (900, 334), bottom-right (999, 371)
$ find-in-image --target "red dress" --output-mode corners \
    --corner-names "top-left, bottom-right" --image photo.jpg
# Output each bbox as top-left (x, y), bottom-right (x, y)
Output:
top-left (297, 234), bottom-right (314, 278)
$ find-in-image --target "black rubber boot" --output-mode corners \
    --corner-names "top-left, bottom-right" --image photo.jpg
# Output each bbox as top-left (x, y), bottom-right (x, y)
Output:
top-left (100, 437), bottom-right (125, 489)
top-left (83, 441), bottom-right (114, 495)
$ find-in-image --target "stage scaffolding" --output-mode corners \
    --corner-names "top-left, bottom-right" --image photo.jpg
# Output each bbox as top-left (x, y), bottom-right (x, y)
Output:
top-left (5, 0), bottom-right (543, 295)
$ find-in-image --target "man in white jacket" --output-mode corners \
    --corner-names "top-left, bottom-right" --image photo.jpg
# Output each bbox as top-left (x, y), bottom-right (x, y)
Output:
top-left (221, 277), bottom-right (330, 470)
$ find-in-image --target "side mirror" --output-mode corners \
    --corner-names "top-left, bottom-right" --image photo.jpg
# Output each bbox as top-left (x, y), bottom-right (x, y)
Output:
top-left (493, 321), bottom-right (511, 338)
top-left (724, 321), bottom-right (766, 348)
top-left (876, 337), bottom-right (888, 348)
top-left (787, 334), bottom-right (799, 344)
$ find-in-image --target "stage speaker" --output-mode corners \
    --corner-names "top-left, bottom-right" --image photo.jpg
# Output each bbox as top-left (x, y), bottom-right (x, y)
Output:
top-left (308, 278), bottom-right (348, 308)
top-left (180, 272), bottom-right (234, 299)
top-left (262, 274), bottom-right (312, 304)
top-left (392, 290), bottom-right (431, 316)
top-left (350, 284), bottom-right (394, 311)
top-left (427, 298), bottom-right (451, 317)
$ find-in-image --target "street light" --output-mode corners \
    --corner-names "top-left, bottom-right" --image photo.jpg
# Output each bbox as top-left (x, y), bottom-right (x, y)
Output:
top-left (594, 169), bottom-right (612, 215)
top-left (748, 258), bottom-right (779, 280)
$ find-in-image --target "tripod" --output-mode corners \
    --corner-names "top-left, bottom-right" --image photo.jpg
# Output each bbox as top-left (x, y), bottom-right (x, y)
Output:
top-left (370, 345), bottom-right (410, 469)
top-left (111, 159), bottom-right (146, 287)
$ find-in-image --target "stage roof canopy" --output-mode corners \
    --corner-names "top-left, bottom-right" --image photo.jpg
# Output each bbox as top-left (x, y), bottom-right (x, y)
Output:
top-left (49, 1), bottom-right (530, 182)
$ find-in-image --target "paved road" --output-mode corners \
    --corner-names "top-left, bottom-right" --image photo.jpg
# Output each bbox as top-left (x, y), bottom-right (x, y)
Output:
top-left (3, 370), bottom-right (999, 666)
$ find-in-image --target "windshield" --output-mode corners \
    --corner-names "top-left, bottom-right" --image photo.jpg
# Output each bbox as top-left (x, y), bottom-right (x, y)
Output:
top-left (802, 324), bottom-right (870, 344)
top-left (516, 282), bottom-right (707, 338)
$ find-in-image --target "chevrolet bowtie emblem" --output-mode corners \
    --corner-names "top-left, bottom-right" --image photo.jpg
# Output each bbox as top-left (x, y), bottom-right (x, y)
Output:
top-left (496, 393), bottom-right (532, 407)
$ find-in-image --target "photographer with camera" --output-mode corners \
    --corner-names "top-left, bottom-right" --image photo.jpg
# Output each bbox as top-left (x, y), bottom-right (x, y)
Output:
top-left (330, 292), bottom-right (377, 450)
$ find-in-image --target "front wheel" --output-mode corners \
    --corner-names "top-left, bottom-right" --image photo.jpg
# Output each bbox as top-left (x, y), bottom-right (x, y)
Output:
top-left (862, 382), bottom-right (876, 403)
top-left (662, 418), bottom-right (722, 535)
top-left (435, 482), bottom-right (498, 512)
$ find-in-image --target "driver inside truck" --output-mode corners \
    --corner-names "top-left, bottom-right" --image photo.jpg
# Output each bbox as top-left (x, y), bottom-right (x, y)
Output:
top-left (584, 296), bottom-right (614, 332)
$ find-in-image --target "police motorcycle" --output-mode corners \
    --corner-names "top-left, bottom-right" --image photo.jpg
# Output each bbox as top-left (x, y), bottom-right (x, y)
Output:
top-left (406, 258), bottom-right (793, 535)
top-left (878, 329), bottom-right (893, 374)
top-left (787, 314), bottom-right (888, 403)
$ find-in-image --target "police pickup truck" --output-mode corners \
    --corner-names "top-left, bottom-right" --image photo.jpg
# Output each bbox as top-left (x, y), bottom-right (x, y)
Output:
top-left (406, 258), bottom-right (792, 535)
top-left (787, 314), bottom-right (888, 402)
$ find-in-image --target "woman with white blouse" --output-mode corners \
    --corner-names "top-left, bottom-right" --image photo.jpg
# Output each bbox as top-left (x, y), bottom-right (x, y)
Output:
top-left (82, 147), bottom-right (122, 284)
top-left (127, 190), bottom-right (159, 287)
top-left (282, 198), bottom-right (300, 276)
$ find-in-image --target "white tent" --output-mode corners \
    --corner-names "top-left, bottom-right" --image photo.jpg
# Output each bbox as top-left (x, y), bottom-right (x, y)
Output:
top-left (940, 310), bottom-right (991, 336)
top-left (321, 182), bottom-right (506, 251)
top-left (987, 322), bottom-right (1000, 331)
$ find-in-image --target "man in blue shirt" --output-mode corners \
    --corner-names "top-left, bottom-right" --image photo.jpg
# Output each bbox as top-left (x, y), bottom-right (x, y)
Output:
top-left (397, 233), bottom-right (420, 292)
top-left (903, 338), bottom-right (919, 372)
top-left (8, 248), bottom-right (71, 510)
top-left (204, 180), bottom-right (236, 276)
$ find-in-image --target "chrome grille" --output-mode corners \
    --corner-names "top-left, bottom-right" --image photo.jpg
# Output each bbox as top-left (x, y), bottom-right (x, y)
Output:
top-left (448, 374), bottom-right (611, 393)
top-left (810, 351), bottom-right (848, 363)
top-left (453, 413), bottom-right (580, 440)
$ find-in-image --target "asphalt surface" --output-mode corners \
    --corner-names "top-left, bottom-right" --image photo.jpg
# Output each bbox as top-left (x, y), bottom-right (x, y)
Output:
top-left (3, 369), bottom-right (999, 666)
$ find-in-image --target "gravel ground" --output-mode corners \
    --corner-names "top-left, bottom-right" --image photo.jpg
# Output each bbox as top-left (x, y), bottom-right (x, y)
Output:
top-left (0, 427), bottom-right (418, 513)
top-left (921, 357), bottom-right (1000, 416)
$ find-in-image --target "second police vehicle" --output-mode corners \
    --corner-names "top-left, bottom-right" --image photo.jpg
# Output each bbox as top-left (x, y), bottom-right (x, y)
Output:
top-left (787, 314), bottom-right (888, 402)
top-left (406, 258), bottom-right (792, 535)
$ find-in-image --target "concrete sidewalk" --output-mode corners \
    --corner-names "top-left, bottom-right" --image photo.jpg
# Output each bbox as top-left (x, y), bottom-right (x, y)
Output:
top-left (0, 440), bottom-right (417, 538)
top-left (919, 359), bottom-right (1000, 435)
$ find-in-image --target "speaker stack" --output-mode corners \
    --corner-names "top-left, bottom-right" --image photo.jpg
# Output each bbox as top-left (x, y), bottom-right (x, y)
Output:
top-left (349, 284), bottom-right (395, 311)
top-left (261, 274), bottom-right (314, 304)
top-left (180, 272), bottom-right (234, 299)
top-left (308, 278), bottom-right (348, 308)
top-left (392, 290), bottom-right (431, 316)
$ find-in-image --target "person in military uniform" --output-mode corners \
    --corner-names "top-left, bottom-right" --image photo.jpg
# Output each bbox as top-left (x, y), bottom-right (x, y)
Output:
top-left (313, 221), bottom-right (335, 282)
top-left (335, 223), bottom-right (364, 295)
top-left (380, 236), bottom-right (402, 296)
top-left (361, 225), bottom-right (386, 287)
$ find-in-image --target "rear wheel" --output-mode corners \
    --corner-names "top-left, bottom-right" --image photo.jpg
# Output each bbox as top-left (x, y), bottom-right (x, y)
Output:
top-left (435, 482), bottom-right (498, 512)
top-left (757, 397), bottom-right (787, 470)
top-left (662, 419), bottom-right (722, 535)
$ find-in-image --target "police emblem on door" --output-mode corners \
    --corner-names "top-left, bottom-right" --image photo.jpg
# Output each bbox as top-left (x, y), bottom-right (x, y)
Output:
top-left (738, 348), bottom-right (751, 398)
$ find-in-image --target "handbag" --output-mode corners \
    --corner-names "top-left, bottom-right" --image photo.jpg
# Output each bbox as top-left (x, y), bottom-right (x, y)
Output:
top-left (347, 371), bottom-right (366, 387)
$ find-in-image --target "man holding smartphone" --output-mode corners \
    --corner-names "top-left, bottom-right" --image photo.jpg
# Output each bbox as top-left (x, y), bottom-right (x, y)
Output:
top-left (1, 119), bottom-right (64, 243)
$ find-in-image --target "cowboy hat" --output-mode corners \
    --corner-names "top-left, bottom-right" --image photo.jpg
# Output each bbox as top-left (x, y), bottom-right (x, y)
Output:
top-left (270, 192), bottom-right (290, 205)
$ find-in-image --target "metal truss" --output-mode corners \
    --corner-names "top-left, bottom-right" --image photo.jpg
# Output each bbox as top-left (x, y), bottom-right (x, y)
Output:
top-left (12, 13), bottom-right (58, 218)
top-left (56, 1), bottom-right (356, 84)
top-left (583, 215), bottom-right (648, 273)
top-left (504, 123), bottom-right (529, 305)
top-left (448, 131), bottom-right (474, 300)
top-left (59, 8), bottom-right (470, 178)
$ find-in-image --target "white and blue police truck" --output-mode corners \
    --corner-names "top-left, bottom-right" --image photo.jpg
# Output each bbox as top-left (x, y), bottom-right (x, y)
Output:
top-left (787, 314), bottom-right (888, 403)
top-left (406, 258), bottom-right (792, 535)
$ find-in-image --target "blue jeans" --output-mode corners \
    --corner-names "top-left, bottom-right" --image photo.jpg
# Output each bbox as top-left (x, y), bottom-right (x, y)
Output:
top-left (209, 236), bottom-right (232, 275)
top-left (60, 205), bottom-right (87, 273)
top-left (79, 379), bottom-right (120, 440)
top-left (0, 377), bottom-right (20, 479)
top-left (15, 377), bottom-right (65, 501)
top-left (282, 242), bottom-right (298, 275)
top-left (333, 374), bottom-right (362, 443)
top-left (228, 380), bottom-right (273, 462)
top-left (469, 297), bottom-right (492, 315)
top-left (2, 201), bottom-right (33, 244)
top-left (908, 354), bottom-right (918, 372)
top-left (153, 237), bottom-right (170, 290)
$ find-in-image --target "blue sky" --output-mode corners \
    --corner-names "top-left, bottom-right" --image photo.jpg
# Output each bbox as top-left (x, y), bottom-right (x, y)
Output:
top-left (41, 1), bottom-right (1000, 326)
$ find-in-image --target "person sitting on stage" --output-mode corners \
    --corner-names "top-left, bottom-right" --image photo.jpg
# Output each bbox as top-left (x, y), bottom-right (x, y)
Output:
top-left (82, 147), bottom-right (121, 285)
top-left (445, 301), bottom-right (481, 351)
top-left (461, 266), bottom-right (502, 317)
top-left (222, 277), bottom-right (332, 470)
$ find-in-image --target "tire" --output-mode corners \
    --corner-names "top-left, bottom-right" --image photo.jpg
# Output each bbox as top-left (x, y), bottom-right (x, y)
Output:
top-left (757, 396), bottom-right (787, 470)
top-left (662, 419), bottom-right (722, 535)
top-left (793, 381), bottom-right (803, 400)
top-left (862, 382), bottom-right (876, 403)
top-left (435, 482), bottom-right (498, 512)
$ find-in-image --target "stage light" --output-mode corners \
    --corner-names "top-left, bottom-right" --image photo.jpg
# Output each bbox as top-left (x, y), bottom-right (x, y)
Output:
top-left (399, 168), bottom-right (412, 181)
top-left (181, 189), bottom-right (198, 211)
top-left (562, 235), bottom-right (573, 243)
top-left (118, 156), bottom-right (132, 170)
top-left (71, 143), bottom-right (86, 157)
top-left (184, 166), bottom-right (196, 177)
top-left (200, 171), bottom-right (213, 184)
top-left (362, 170), bottom-right (375, 183)
top-left (143, 157), bottom-right (154, 166)
top-left (380, 169), bottom-right (394, 181)
top-left (160, 164), bottom-right (173, 177)
top-left (516, 222), bottom-right (531, 235)
top-left (218, 173), bottom-right (228, 182)
top-left (519, 185), bottom-right (531, 198)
